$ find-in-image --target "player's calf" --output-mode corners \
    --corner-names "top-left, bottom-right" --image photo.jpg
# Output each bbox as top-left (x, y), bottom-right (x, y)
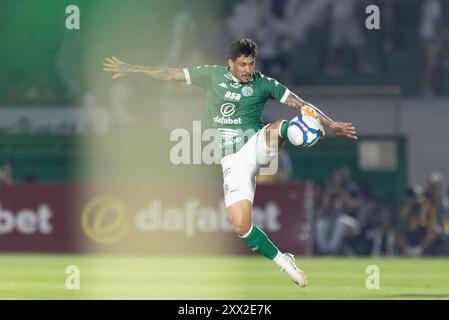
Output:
top-left (227, 201), bottom-right (279, 259)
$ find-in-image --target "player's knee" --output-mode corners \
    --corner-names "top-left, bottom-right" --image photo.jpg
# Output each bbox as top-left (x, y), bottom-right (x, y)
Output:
top-left (232, 218), bottom-right (252, 236)
top-left (268, 119), bottom-right (283, 132)
top-left (227, 200), bottom-right (253, 236)
top-left (266, 120), bottom-right (284, 139)
top-left (265, 119), bottom-right (284, 148)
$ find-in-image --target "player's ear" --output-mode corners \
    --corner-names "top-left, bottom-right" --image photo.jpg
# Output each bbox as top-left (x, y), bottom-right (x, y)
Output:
top-left (227, 58), bottom-right (234, 69)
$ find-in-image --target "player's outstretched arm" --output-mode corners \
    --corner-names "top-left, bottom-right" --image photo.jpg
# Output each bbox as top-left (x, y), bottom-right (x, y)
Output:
top-left (283, 92), bottom-right (358, 140)
top-left (102, 57), bottom-right (185, 82)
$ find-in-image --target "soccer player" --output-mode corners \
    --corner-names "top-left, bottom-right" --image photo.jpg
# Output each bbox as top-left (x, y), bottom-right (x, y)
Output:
top-left (103, 38), bottom-right (357, 287)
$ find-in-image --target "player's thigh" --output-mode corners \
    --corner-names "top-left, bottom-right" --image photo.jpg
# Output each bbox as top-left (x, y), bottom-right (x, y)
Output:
top-left (222, 165), bottom-right (256, 212)
top-left (221, 136), bottom-right (258, 207)
top-left (227, 199), bottom-right (253, 235)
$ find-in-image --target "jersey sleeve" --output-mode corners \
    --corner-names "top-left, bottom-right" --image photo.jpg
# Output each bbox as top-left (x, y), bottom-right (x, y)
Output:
top-left (261, 75), bottom-right (290, 103)
top-left (183, 65), bottom-right (213, 88)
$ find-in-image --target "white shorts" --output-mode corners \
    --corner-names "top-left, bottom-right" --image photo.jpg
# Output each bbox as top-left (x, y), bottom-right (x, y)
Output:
top-left (220, 124), bottom-right (279, 208)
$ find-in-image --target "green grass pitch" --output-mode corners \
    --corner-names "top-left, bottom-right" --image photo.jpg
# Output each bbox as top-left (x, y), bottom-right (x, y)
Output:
top-left (0, 254), bottom-right (448, 299)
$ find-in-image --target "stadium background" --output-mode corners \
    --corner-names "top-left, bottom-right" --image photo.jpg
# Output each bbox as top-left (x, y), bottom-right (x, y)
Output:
top-left (0, 0), bottom-right (448, 299)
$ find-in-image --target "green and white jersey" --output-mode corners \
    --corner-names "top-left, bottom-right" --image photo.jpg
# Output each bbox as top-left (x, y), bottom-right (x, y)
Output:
top-left (183, 65), bottom-right (290, 154)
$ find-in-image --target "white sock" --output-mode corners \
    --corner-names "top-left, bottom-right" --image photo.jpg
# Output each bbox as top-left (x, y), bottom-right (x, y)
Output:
top-left (272, 251), bottom-right (288, 269)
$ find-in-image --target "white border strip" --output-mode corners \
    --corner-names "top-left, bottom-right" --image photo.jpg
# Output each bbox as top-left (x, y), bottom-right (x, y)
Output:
top-left (183, 68), bottom-right (192, 85)
top-left (280, 88), bottom-right (291, 103)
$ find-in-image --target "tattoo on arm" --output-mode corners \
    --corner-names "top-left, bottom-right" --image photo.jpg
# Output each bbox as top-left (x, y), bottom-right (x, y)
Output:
top-left (284, 92), bottom-right (306, 111)
top-left (283, 92), bottom-right (334, 125)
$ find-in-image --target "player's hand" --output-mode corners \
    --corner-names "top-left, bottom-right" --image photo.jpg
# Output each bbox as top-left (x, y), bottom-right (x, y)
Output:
top-left (328, 121), bottom-right (358, 140)
top-left (102, 57), bottom-right (134, 79)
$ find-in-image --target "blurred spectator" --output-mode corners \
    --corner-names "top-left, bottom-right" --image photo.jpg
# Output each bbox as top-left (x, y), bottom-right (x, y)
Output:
top-left (353, 196), bottom-right (392, 256)
top-left (396, 185), bottom-right (423, 256)
top-left (314, 167), bottom-right (362, 255)
top-left (443, 188), bottom-right (449, 256)
top-left (420, 0), bottom-right (449, 95)
top-left (397, 172), bottom-right (447, 256)
top-left (421, 171), bottom-right (448, 254)
top-left (325, 0), bottom-right (377, 75)
top-left (0, 163), bottom-right (13, 186)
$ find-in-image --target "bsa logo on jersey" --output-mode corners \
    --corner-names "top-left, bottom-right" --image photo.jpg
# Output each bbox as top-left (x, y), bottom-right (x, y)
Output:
top-left (241, 86), bottom-right (253, 97)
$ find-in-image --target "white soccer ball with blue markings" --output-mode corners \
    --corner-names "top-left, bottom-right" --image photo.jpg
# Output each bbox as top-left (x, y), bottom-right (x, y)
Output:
top-left (287, 112), bottom-right (323, 149)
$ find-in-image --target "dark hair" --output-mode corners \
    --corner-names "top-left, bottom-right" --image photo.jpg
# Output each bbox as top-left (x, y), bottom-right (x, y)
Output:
top-left (226, 38), bottom-right (257, 61)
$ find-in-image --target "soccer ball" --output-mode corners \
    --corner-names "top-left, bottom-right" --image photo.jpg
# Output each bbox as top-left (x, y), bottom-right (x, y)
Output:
top-left (287, 107), bottom-right (324, 148)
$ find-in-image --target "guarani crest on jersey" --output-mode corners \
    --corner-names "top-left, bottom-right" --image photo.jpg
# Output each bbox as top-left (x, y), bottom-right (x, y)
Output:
top-left (241, 86), bottom-right (253, 97)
